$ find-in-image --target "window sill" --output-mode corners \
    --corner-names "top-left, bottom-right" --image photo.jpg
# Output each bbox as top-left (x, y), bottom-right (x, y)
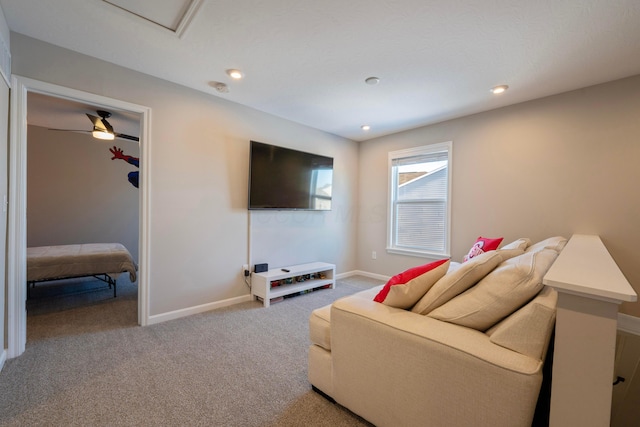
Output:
top-left (386, 247), bottom-right (450, 260)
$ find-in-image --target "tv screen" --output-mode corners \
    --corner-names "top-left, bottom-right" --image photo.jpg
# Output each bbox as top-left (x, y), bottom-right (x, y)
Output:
top-left (248, 140), bottom-right (333, 210)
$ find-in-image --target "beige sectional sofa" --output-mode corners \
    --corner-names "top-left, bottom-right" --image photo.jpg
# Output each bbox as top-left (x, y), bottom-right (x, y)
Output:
top-left (308, 237), bottom-right (567, 427)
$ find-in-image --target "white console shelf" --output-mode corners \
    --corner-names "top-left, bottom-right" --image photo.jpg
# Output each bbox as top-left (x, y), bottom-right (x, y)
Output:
top-left (543, 234), bottom-right (637, 426)
top-left (251, 262), bottom-right (336, 307)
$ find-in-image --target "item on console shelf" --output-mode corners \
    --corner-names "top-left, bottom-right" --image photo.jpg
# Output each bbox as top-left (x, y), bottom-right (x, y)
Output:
top-left (254, 263), bottom-right (268, 273)
top-left (271, 280), bottom-right (280, 288)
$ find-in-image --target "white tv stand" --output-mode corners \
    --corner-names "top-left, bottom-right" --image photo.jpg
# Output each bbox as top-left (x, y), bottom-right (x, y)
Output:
top-left (251, 262), bottom-right (336, 307)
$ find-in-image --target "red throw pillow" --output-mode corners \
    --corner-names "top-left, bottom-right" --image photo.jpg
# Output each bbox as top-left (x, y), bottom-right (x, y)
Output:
top-left (374, 259), bottom-right (450, 306)
top-left (463, 236), bottom-right (503, 262)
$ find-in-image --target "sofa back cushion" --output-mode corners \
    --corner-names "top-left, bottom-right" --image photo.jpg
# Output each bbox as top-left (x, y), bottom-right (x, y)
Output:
top-left (411, 249), bottom-right (521, 315)
top-left (486, 286), bottom-right (558, 360)
top-left (525, 236), bottom-right (567, 254)
top-left (426, 248), bottom-right (559, 331)
top-left (501, 238), bottom-right (531, 251)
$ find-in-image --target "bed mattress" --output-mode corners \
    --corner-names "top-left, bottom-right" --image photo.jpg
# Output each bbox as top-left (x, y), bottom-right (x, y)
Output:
top-left (27, 243), bottom-right (137, 283)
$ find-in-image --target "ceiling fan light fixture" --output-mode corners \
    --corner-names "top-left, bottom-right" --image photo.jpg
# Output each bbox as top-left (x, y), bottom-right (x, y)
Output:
top-left (92, 129), bottom-right (115, 140)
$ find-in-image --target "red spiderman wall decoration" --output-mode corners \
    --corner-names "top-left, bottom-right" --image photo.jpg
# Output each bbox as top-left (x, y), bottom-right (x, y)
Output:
top-left (110, 146), bottom-right (139, 188)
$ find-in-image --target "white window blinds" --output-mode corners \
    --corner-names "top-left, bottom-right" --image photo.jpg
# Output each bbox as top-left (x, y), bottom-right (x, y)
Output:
top-left (388, 142), bottom-right (451, 257)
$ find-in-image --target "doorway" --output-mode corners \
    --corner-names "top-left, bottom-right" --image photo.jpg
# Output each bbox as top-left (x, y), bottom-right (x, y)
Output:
top-left (7, 76), bottom-right (151, 358)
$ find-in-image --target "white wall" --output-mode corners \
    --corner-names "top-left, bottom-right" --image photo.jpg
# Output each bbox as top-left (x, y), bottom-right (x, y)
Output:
top-left (26, 125), bottom-right (139, 261)
top-left (358, 74), bottom-right (640, 317)
top-left (11, 33), bottom-right (358, 317)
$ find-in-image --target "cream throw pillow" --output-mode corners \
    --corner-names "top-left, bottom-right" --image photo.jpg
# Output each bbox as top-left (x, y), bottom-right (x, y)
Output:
top-left (411, 251), bottom-right (505, 315)
top-left (427, 248), bottom-right (559, 331)
top-left (380, 259), bottom-right (450, 309)
top-left (525, 236), bottom-right (567, 254)
top-left (500, 238), bottom-right (531, 251)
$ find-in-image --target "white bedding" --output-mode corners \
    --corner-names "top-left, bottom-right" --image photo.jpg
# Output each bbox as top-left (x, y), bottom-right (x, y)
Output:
top-left (27, 243), bottom-right (137, 283)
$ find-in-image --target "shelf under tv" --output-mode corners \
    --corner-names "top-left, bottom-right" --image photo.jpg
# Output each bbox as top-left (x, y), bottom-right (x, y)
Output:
top-left (251, 262), bottom-right (336, 307)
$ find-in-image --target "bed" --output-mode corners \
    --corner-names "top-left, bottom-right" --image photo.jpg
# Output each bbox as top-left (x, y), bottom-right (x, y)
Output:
top-left (27, 243), bottom-right (138, 298)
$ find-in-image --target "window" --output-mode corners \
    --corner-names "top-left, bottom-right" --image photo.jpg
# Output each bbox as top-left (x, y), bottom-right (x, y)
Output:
top-left (311, 169), bottom-right (332, 210)
top-left (387, 141), bottom-right (452, 257)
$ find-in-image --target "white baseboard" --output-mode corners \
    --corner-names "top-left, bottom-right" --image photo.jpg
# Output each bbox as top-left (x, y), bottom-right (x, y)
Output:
top-left (618, 313), bottom-right (640, 336)
top-left (147, 294), bottom-right (253, 325)
top-left (147, 271), bottom-right (385, 325)
top-left (337, 270), bottom-right (390, 281)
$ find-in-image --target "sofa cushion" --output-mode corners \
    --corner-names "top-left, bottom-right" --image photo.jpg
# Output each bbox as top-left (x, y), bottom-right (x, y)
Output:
top-left (411, 251), bottom-right (505, 315)
top-left (427, 248), bottom-right (559, 331)
top-left (486, 286), bottom-right (558, 360)
top-left (525, 236), bottom-right (567, 254)
top-left (463, 236), bottom-right (503, 262)
top-left (501, 238), bottom-right (531, 251)
top-left (374, 259), bottom-right (449, 309)
top-left (309, 304), bottom-right (333, 350)
top-left (311, 286), bottom-right (383, 351)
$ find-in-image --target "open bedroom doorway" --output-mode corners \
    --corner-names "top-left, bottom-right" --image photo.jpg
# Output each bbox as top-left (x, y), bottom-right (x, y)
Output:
top-left (7, 76), bottom-right (151, 358)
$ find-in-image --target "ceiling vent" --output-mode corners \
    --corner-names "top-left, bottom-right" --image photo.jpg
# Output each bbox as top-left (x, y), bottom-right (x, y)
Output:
top-left (102, 0), bottom-right (203, 37)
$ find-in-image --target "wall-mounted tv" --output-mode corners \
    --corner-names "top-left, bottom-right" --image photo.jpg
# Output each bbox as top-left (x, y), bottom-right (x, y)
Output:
top-left (248, 140), bottom-right (333, 210)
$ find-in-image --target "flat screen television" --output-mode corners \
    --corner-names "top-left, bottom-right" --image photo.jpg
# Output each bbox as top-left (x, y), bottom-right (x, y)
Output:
top-left (248, 140), bottom-right (333, 210)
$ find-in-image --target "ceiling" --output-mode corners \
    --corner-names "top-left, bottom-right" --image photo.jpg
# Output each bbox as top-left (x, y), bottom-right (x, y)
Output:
top-left (2, 0), bottom-right (640, 141)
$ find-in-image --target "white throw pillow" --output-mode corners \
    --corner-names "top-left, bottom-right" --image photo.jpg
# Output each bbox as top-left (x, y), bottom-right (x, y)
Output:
top-left (426, 248), bottom-right (559, 331)
top-left (525, 236), bottom-right (567, 254)
top-left (411, 251), bottom-right (505, 315)
top-left (500, 238), bottom-right (531, 251)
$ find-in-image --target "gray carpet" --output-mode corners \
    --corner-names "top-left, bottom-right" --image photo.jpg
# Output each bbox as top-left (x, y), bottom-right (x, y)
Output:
top-left (1, 275), bottom-right (383, 426)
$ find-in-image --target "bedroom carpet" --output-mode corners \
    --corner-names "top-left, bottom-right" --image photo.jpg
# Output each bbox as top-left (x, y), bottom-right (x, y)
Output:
top-left (1, 275), bottom-right (382, 426)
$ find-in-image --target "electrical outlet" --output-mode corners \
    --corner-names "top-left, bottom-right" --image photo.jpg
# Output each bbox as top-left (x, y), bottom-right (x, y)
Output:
top-left (372, 251), bottom-right (377, 260)
top-left (242, 264), bottom-right (249, 276)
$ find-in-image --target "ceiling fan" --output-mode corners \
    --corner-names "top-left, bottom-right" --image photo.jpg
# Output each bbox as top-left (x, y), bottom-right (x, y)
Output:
top-left (49, 110), bottom-right (139, 142)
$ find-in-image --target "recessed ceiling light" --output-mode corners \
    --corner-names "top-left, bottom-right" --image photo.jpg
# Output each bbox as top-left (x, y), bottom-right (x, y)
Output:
top-left (226, 69), bottom-right (244, 79)
top-left (361, 125), bottom-right (371, 131)
top-left (365, 77), bottom-right (380, 85)
top-left (490, 85), bottom-right (509, 94)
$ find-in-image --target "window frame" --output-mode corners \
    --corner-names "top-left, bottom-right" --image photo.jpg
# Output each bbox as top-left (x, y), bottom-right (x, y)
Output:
top-left (386, 141), bottom-right (452, 259)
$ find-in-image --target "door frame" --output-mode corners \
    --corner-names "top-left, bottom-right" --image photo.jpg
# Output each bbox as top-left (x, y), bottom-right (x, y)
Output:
top-left (7, 75), bottom-right (151, 358)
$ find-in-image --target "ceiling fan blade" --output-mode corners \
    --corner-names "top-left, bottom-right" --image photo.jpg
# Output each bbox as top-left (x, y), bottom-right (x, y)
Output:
top-left (51, 112), bottom-right (136, 141)
top-left (115, 133), bottom-right (140, 142)
top-left (100, 118), bottom-right (115, 134)
top-left (48, 128), bottom-right (91, 133)
top-left (86, 113), bottom-right (104, 129)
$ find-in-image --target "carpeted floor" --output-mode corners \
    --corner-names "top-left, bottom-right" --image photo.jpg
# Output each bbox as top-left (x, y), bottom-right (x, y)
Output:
top-left (1, 275), bottom-right (383, 426)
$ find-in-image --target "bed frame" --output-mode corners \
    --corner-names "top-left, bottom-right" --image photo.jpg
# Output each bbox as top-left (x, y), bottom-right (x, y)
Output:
top-left (27, 243), bottom-right (137, 299)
